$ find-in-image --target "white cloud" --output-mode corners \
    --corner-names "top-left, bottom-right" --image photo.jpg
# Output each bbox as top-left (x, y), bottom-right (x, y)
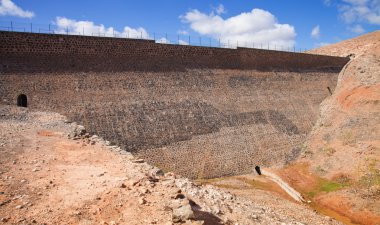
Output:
top-left (177, 30), bottom-right (189, 35)
top-left (311, 25), bottom-right (320, 38)
top-left (181, 8), bottom-right (296, 48)
top-left (215, 4), bottom-right (226, 15)
top-left (156, 37), bottom-right (170, 44)
top-left (178, 40), bottom-right (189, 45)
top-left (54, 17), bottom-right (149, 39)
top-left (155, 37), bottom-right (189, 45)
top-left (0, 0), bottom-right (34, 18)
top-left (349, 24), bottom-right (365, 33)
top-left (339, 0), bottom-right (380, 25)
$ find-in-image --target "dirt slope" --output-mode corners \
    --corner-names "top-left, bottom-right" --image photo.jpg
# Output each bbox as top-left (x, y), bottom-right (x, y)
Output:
top-left (308, 30), bottom-right (380, 58)
top-left (297, 31), bottom-right (380, 224)
top-left (0, 106), bottom-right (339, 225)
top-left (305, 30), bottom-right (380, 177)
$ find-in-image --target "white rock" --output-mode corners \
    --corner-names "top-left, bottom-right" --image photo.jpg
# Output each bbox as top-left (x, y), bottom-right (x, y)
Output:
top-left (172, 203), bottom-right (194, 223)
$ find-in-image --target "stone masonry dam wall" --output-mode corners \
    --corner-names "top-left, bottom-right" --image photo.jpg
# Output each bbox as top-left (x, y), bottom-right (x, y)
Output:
top-left (0, 31), bottom-right (349, 178)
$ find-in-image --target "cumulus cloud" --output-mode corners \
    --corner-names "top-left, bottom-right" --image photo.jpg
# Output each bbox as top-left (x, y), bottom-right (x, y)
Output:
top-left (181, 8), bottom-right (296, 48)
top-left (156, 37), bottom-right (189, 45)
top-left (339, 0), bottom-right (380, 25)
top-left (178, 39), bottom-right (189, 45)
top-left (54, 17), bottom-right (149, 38)
top-left (0, 0), bottom-right (34, 18)
top-left (156, 37), bottom-right (171, 44)
top-left (311, 25), bottom-right (320, 38)
top-left (349, 24), bottom-right (365, 33)
top-left (214, 4), bottom-right (226, 15)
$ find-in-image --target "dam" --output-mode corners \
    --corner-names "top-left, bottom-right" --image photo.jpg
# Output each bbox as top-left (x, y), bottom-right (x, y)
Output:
top-left (0, 31), bottom-right (349, 178)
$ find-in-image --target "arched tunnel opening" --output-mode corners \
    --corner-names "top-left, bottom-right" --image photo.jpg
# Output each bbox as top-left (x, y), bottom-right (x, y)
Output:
top-left (255, 166), bottom-right (262, 175)
top-left (327, 86), bottom-right (332, 95)
top-left (17, 94), bottom-right (27, 107)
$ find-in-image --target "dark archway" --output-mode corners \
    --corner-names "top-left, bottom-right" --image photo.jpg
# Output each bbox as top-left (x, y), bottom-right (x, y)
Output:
top-left (17, 94), bottom-right (27, 107)
top-left (327, 86), bottom-right (332, 95)
top-left (255, 166), bottom-right (262, 175)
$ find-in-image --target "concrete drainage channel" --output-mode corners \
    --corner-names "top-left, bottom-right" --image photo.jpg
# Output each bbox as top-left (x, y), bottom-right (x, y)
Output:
top-left (255, 166), bottom-right (305, 203)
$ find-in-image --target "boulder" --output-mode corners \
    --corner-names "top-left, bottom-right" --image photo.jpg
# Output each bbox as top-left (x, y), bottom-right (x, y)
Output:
top-left (172, 203), bottom-right (194, 223)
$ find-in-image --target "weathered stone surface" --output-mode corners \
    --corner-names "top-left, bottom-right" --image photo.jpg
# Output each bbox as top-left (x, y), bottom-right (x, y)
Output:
top-left (0, 31), bottom-right (349, 179)
top-left (0, 31), bottom-right (348, 73)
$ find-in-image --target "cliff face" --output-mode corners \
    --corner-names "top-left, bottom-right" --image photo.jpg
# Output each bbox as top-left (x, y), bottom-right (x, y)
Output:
top-left (305, 31), bottom-right (380, 179)
top-left (0, 32), bottom-right (348, 179)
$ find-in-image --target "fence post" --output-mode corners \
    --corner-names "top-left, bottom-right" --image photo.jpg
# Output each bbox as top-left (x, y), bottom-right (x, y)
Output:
top-left (188, 35), bottom-right (190, 45)
top-left (49, 24), bottom-right (51, 33)
top-left (199, 37), bottom-right (201, 46)
top-left (10, 21), bottom-right (13, 31)
top-left (30, 23), bottom-right (33, 33)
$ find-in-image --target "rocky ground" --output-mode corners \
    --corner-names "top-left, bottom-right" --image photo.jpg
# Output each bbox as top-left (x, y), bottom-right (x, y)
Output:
top-left (0, 105), bottom-right (339, 225)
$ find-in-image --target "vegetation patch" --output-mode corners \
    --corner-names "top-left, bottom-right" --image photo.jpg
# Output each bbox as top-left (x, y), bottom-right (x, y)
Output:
top-left (320, 180), bottom-right (343, 192)
top-left (315, 165), bottom-right (328, 176)
top-left (358, 159), bottom-right (380, 189)
top-left (235, 177), bottom-right (273, 190)
top-left (299, 144), bottom-right (313, 156)
top-left (332, 173), bottom-right (352, 187)
top-left (341, 131), bottom-right (355, 146)
top-left (318, 146), bottom-right (336, 156)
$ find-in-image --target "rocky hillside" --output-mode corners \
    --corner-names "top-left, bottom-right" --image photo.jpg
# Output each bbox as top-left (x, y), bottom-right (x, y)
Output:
top-left (299, 31), bottom-right (380, 224)
top-left (305, 30), bottom-right (380, 180)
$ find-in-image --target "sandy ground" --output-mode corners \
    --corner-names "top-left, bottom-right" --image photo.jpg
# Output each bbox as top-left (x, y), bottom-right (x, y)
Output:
top-left (0, 107), bottom-right (183, 225)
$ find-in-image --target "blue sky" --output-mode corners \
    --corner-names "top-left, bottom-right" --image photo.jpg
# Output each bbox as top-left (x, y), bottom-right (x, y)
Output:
top-left (0, 0), bottom-right (379, 50)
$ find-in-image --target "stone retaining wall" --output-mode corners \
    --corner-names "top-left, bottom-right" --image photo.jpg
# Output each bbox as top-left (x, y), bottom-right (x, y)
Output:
top-left (0, 32), bottom-right (348, 178)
